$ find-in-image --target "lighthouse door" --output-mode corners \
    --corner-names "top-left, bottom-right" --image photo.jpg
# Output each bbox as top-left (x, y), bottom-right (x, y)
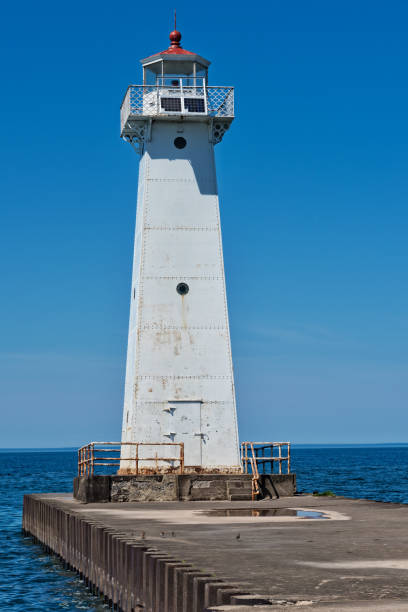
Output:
top-left (166, 401), bottom-right (202, 467)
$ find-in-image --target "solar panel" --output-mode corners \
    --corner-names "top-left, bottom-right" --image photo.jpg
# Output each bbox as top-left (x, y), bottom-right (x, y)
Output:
top-left (160, 97), bottom-right (182, 112)
top-left (184, 98), bottom-right (205, 113)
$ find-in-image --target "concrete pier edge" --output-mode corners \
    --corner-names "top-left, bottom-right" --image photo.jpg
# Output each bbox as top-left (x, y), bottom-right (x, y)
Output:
top-left (22, 494), bottom-right (260, 611)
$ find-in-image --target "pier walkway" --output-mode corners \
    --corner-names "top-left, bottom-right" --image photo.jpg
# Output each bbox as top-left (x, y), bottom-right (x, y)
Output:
top-left (23, 493), bottom-right (408, 610)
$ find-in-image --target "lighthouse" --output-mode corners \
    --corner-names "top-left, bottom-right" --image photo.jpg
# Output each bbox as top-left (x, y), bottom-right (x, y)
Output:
top-left (119, 26), bottom-right (240, 473)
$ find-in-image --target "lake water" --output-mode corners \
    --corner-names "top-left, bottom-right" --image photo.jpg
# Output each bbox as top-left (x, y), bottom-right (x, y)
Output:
top-left (2, 445), bottom-right (408, 610)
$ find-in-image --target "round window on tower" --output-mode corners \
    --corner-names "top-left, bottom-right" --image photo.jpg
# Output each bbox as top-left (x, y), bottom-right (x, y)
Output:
top-left (176, 282), bottom-right (189, 295)
top-left (174, 137), bottom-right (187, 149)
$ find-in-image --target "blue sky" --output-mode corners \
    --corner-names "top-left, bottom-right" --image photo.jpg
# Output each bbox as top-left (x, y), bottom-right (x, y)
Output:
top-left (1, 1), bottom-right (407, 447)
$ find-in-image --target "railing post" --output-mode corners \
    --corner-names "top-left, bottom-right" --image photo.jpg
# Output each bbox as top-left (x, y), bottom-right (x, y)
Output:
top-left (135, 443), bottom-right (139, 475)
top-left (180, 443), bottom-right (184, 474)
top-left (203, 80), bottom-right (208, 115)
top-left (91, 443), bottom-right (94, 476)
top-left (287, 443), bottom-right (291, 474)
top-left (271, 444), bottom-right (274, 474)
top-left (278, 444), bottom-right (282, 475)
top-left (246, 442), bottom-right (248, 472)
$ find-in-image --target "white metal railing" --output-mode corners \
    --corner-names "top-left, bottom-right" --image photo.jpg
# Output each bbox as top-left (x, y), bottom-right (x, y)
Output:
top-left (120, 85), bottom-right (234, 130)
top-left (155, 76), bottom-right (206, 88)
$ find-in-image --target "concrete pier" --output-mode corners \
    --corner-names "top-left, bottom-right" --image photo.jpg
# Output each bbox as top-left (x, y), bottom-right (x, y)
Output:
top-left (23, 493), bottom-right (408, 611)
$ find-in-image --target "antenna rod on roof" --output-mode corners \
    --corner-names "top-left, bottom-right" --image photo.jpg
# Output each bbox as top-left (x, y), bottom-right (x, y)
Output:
top-left (174, 9), bottom-right (177, 30)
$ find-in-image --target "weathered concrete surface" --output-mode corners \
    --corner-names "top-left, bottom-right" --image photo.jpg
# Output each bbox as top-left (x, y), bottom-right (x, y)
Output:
top-left (73, 474), bottom-right (111, 502)
top-left (208, 603), bottom-right (408, 611)
top-left (23, 493), bottom-right (408, 610)
top-left (111, 475), bottom-right (179, 502)
top-left (258, 474), bottom-right (296, 500)
top-left (73, 474), bottom-right (296, 503)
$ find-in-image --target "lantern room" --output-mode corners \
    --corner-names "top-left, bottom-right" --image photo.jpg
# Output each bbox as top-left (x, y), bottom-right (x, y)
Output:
top-left (141, 29), bottom-right (210, 89)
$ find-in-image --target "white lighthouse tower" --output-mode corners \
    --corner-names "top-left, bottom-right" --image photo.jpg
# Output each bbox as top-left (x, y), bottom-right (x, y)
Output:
top-left (119, 25), bottom-right (240, 473)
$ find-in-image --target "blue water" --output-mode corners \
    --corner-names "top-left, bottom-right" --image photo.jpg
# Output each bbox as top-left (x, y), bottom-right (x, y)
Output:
top-left (2, 445), bottom-right (408, 610)
top-left (0, 450), bottom-right (108, 611)
top-left (292, 444), bottom-right (408, 503)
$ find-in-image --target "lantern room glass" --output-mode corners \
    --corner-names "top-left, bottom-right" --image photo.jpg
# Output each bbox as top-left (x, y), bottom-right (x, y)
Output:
top-left (143, 62), bottom-right (208, 88)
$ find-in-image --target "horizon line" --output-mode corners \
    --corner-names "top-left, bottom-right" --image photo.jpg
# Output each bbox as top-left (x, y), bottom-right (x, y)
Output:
top-left (1, 442), bottom-right (408, 451)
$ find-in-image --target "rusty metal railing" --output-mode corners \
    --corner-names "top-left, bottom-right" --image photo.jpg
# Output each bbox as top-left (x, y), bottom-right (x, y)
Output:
top-left (241, 442), bottom-right (291, 500)
top-left (241, 442), bottom-right (291, 475)
top-left (78, 442), bottom-right (185, 477)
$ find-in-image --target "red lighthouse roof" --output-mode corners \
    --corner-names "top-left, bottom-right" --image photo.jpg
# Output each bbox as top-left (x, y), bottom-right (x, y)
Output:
top-left (141, 26), bottom-right (210, 67)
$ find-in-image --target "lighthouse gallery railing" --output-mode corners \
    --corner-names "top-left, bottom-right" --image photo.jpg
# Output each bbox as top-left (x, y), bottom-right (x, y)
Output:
top-left (120, 85), bottom-right (234, 129)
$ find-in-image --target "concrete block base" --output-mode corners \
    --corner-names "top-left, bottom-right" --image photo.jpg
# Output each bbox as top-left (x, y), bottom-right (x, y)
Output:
top-left (73, 473), bottom-right (296, 503)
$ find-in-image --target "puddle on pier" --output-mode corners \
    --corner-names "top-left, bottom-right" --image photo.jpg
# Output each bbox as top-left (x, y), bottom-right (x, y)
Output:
top-left (199, 508), bottom-right (329, 519)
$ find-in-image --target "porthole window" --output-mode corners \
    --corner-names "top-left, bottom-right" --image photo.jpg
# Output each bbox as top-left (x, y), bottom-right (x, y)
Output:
top-left (176, 282), bottom-right (189, 295)
top-left (174, 137), bottom-right (187, 149)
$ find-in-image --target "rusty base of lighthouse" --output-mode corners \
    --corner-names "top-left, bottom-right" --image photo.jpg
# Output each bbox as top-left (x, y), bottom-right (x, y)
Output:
top-left (73, 473), bottom-right (296, 504)
top-left (116, 465), bottom-right (242, 476)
